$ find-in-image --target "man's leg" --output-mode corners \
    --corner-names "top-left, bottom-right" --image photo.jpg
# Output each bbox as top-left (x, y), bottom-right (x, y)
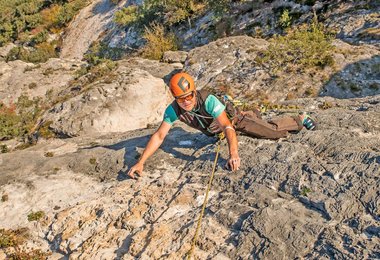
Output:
top-left (234, 111), bottom-right (303, 139)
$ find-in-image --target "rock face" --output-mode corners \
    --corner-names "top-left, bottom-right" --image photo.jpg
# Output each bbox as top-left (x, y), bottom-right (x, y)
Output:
top-left (0, 58), bottom-right (84, 104)
top-left (0, 1), bottom-right (379, 258)
top-left (0, 95), bottom-right (379, 259)
top-left (0, 56), bottom-right (179, 137)
top-left (103, 0), bottom-right (379, 54)
top-left (60, 0), bottom-right (122, 60)
top-left (0, 43), bottom-right (16, 61)
top-left (185, 36), bottom-right (380, 101)
top-left (321, 42), bottom-right (380, 98)
top-left (43, 66), bottom-right (172, 137)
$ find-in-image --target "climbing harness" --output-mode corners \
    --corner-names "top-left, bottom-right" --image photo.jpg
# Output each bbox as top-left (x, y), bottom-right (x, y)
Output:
top-left (187, 138), bottom-right (222, 260)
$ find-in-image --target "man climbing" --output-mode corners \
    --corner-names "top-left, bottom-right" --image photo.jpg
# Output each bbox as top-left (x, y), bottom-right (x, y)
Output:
top-left (127, 72), bottom-right (316, 179)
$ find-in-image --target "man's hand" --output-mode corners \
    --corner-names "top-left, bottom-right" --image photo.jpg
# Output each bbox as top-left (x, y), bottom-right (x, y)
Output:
top-left (226, 152), bottom-right (241, 171)
top-left (127, 162), bottom-right (144, 179)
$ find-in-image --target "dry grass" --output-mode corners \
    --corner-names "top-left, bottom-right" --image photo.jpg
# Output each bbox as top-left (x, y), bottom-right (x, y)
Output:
top-left (141, 23), bottom-right (179, 60)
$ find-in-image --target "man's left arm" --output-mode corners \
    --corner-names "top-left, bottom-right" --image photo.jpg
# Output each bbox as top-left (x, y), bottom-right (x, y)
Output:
top-left (215, 111), bottom-right (241, 171)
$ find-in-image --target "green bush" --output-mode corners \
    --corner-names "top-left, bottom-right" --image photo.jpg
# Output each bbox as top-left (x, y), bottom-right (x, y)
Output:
top-left (114, 0), bottom-right (204, 28)
top-left (30, 29), bottom-right (48, 45)
top-left (114, 5), bottom-right (140, 27)
top-left (39, 121), bottom-right (55, 139)
top-left (0, 0), bottom-right (45, 46)
top-left (6, 42), bottom-right (58, 63)
top-left (279, 9), bottom-right (291, 29)
top-left (207, 0), bottom-right (230, 18)
top-left (257, 20), bottom-right (335, 74)
top-left (0, 102), bottom-right (21, 141)
top-left (55, 0), bottom-right (89, 28)
top-left (84, 41), bottom-right (124, 65)
top-left (0, 96), bottom-right (42, 141)
top-left (0, 0), bottom-right (88, 49)
top-left (89, 158), bottom-right (97, 165)
top-left (27, 211), bottom-right (45, 221)
top-left (301, 187), bottom-right (312, 197)
top-left (141, 23), bottom-right (178, 60)
top-left (0, 228), bottom-right (28, 248)
top-left (0, 145), bottom-right (9, 153)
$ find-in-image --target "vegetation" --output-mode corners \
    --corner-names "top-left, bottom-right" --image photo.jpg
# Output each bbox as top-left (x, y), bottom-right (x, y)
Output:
top-left (6, 42), bottom-right (58, 63)
top-left (38, 121), bottom-right (55, 139)
top-left (0, 0), bottom-right (89, 63)
top-left (84, 41), bottom-right (125, 64)
top-left (279, 9), bottom-right (292, 29)
top-left (114, 0), bottom-right (205, 28)
top-left (0, 0), bottom-right (89, 46)
top-left (256, 19), bottom-right (335, 75)
top-left (0, 96), bottom-right (42, 141)
top-left (319, 101), bottom-right (333, 110)
top-left (7, 249), bottom-right (51, 260)
top-left (0, 144), bottom-right (8, 153)
top-left (0, 228), bottom-right (50, 259)
top-left (301, 187), bottom-right (312, 197)
top-left (141, 23), bottom-right (179, 60)
top-left (0, 228), bottom-right (28, 248)
top-left (114, 5), bottom-right (140, 27)
top-left (113, 0), bottom-right (244, 59)
top-left (207, 0), bottom-right (230, 18)
top-left (1, 194), bottom-right (8, 202)
top-left (27, 211), bottom-right (45, 222)
top-left (44, 152), bottom-right (54, 157)
top-left (113, 0), bottom-right (248, 28)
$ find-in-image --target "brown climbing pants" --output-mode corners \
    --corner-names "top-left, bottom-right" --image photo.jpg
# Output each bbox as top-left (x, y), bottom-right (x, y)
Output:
top-left (232, 110), bottom-right (303, 140)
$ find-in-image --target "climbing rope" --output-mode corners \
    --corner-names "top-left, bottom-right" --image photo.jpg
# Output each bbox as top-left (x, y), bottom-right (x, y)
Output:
top-left (187, 139), bottom-right (222, 260)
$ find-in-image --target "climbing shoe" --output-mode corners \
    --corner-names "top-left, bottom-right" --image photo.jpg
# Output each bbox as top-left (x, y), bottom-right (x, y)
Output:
top-left (301, 113), bottom-right (317, 130)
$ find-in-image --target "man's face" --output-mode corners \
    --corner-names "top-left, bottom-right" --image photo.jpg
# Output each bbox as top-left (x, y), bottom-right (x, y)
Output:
top-left (175, 91), bottom-right (196, 111)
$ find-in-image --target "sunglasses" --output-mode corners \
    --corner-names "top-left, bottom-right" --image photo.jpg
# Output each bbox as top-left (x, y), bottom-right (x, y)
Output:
top-left (175, 91), bottom-right (195, 103)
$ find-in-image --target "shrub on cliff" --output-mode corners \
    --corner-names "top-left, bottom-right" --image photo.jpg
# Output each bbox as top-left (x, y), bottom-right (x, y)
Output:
top-left (256, 20), bottom-right (335, 74)
top-left (0, 96), bottom-right (42, 141)
top-left (0, 0), bottom-right (88, 58)
top-left (141, 23), bottom-right (179, 60)
top-left (114, 0), bottom-right (205, 28)
top-left (6, 42), bottom-right (58, 63)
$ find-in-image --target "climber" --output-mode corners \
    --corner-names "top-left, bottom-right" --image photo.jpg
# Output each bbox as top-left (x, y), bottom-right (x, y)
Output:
top-left (127, 72), bottom-right (316, 179)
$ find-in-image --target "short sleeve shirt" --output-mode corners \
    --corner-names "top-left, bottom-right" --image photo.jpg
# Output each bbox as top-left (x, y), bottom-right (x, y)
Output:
top-left (163, 95), bottom-right (225, 125)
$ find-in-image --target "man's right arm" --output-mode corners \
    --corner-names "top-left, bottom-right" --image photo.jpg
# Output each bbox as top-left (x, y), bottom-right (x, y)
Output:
top-left (127, 121), bottom-right (172, 179)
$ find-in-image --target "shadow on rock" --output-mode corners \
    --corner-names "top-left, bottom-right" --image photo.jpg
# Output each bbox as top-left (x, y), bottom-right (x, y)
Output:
top-left (82, 127), bottom-right (218, 181)
top-left (320, 55), bottom-right (380, 99)
top-left (92, 0), bottom-right (116, 15)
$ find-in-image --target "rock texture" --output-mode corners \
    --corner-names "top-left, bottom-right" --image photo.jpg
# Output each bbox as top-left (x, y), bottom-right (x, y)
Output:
top-left (184, 36), bottom-right (380, 101)
top-left (0, 59), bottom-right (84, 104)
top-left (1, 95), bottom-right (379, 259)
top-left (0, 1), bottom-right (379, 259)
top-left (41, 60), bottom-right (176, 137)
top-left (103, 0), bottom-right (379, 53)
top-left (60, 0), bottom-right (123, 60)
top-left (0, 57), bottom-right (179, 137)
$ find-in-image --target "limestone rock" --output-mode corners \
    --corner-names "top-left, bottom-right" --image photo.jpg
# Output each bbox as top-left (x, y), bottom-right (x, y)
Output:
top-left (60, 0), bottom-right (123, 60)
top-left (0, 43), bottom-right (16, 61)
top-left (43, 67), bottom-right (171, 137)
top-left (0, 95), bottom-right (379, 259)
top-left (185, 36), bottom-right (380, 102)
top-left (0, 58), bottom-right (84, 104)
top-left (162, 51), bottom-right (188, 64)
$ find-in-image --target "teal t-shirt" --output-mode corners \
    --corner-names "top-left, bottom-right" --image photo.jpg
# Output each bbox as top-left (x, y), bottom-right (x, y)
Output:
top-left (163, 95), bottom-right (225, 125)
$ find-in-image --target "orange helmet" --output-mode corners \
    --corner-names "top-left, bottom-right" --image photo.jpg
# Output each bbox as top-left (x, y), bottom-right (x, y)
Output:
top-left (169, 72), bottom-right (195, 97)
